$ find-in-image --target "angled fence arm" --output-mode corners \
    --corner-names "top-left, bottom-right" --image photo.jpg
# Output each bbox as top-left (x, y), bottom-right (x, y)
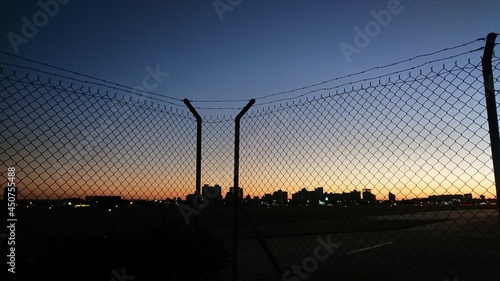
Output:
top-left (183, 99), bottom-right (203, 280)
top-left (183, 99), bottom-right (203, 228)
top-left (233, 99), bottom-right (255, 281)
top-left (481, 32), bottom-right (499, 220)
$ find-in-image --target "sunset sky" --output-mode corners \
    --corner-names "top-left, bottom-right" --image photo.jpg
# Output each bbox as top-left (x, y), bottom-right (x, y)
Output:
top-left (1, 1), bottom-right (500, 201)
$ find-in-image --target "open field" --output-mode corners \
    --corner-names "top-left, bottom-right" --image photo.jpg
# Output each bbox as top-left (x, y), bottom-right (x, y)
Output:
top-left (223, 208), bottom-right (500, 281)
top-left (6, 205), bottom-right (500, 280)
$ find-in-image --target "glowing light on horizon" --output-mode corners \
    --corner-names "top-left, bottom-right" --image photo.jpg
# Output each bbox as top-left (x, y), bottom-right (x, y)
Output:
top-left (1, 56), bottom-right (498, 203)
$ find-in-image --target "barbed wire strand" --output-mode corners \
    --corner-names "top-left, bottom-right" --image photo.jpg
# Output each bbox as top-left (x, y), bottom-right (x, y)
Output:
top-left (0, 61), bottom-right (186, 108)
top-left (1, 46), bottom-right (483, 112)
top-left (0, 50), bottom-right (183, 104)
top-left (0, 38), bottom-right (485, 107)
top-left (190, 37), bottom-right (485, 103)
top-left (195, 47), bottom-right (483, 111)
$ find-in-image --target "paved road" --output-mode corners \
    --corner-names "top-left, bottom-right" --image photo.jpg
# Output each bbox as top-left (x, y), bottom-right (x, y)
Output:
top-left (220, 209), bottom-right (500, 281)
top-left (7, 207), bottom-right (499, 281)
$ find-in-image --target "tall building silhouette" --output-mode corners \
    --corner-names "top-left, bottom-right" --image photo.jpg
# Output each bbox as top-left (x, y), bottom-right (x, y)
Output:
top-left (225, 186), bottom-right (243, 204)
top-left (362, 188), bottom-right (376, 203)
top-left (202, 184), bottom-right (223, 203)
top-left (389, 192), bottom-right (396, 202)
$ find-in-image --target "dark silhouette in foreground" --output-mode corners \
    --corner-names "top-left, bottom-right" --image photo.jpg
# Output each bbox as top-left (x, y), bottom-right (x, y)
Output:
top-left (19, 214), bottom-right (230, 281)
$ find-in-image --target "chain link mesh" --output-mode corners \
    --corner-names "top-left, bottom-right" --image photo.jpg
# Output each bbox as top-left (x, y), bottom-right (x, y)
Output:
top-left (0, 47), bottom-right (499, 281)
top-left (1, 70), bottom-right (197, 201)
top-left (231, 54), bottom-right (500, 280)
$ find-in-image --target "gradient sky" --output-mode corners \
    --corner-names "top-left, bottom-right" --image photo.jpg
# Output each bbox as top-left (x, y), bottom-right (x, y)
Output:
top-left (1, 1), bottom-right (499, 111)
top-left (1, 1), bottom-right (500, 201)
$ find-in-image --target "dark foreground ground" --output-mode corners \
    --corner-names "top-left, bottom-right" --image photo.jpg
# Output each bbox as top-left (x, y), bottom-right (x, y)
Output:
top-left (225, 209), bottom-right (500, 281)
top-left (3, 204), bottom-right (500, 281)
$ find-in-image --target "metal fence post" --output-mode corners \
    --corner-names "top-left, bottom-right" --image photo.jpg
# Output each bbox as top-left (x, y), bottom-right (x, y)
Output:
top-left (183, 99), bottom-right (203, 280)
top-left (481, 32), bottom-right (499, 220)
top-left (183, 99), bottom-right (203, 228)
top-left (233, 99), bottom-right (255, 281)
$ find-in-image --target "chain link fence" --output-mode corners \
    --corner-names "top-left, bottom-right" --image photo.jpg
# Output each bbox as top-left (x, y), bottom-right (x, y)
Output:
top-left (233, 53), bottom-right (500, 280)
top-left (1, 36), bottom-right (499, 281)
top-left (0, 69), bottom-right (198, 201)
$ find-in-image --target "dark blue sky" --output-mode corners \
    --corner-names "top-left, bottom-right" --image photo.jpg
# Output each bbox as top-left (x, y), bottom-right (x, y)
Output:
top-left (1, 0), bottom-right (499, 116)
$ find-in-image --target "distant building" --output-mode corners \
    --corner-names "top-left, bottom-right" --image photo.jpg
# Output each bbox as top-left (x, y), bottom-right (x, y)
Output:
top-left (185, 193), bottom-right (196, 204)
top-left (350, 190), bottom-right (361, 202)
top-left (85, 196), bottom-right (121, 208)
top-left (322, 190), bottom-right (367, 205)
top-left (389, 192), bottom-right (396, 202)
top-left (230, 187), bottom-right (243, 199)
top-left (61, 198), bottom-right (86, 208)
top-left (428, 194), bottom-right (464, 203)
top-left (263, 190), bottom-right (288, 206)
top-left (273, 190), bottom-right (288, 205)
top-left (202, 184), bottom-right (223, 204)
top-left (225, 187), bottom-right (243, 204)
top-left (291, 187), bottom-right (324, 205)
top-left (362, 189), bottom-right (376, 204)
top-left (324, 192), bottom-right (343, 204)
top-left (313, 187), bottom-right (324, 204)
top-left (464, 193), bottom-right (473, 201)
top-left (292, 188), bottom-right (309, 204)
